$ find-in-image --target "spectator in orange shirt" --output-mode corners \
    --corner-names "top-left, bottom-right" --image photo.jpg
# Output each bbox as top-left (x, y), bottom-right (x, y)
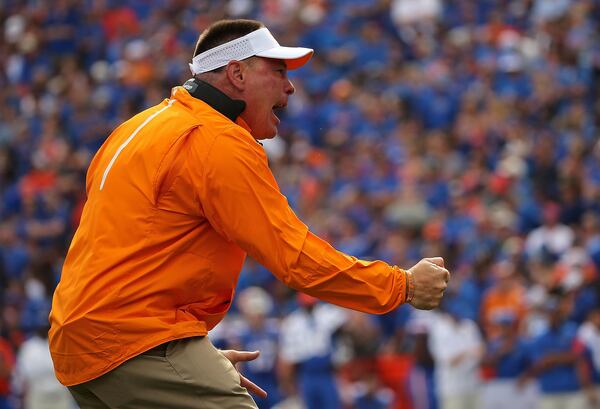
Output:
top-left (49, 19), bottom-right (450, 408)
top-left (480, 260), bottom-right (527, 339)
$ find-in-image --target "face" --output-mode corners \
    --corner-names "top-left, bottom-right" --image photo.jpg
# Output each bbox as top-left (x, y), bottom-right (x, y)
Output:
top-left (238, 57), bottom-right (295, 139)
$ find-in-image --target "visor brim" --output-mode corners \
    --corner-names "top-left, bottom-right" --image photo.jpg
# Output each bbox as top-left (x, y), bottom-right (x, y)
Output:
top-left (255, 46), bottom-right (314, 70)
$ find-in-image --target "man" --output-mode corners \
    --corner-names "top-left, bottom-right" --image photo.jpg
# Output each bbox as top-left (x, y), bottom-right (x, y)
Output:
top-left (518, 295), bottom-right (586, 409)
top-left (428, 299), bottom-right (484, 409)
top-left (49, 19), bottom-right (450, 408)
top-left (14, 309), bottom-right (74, 409)
top-left (480, 312), bottom-right (536, 409)
top-left (279, 294), bottom-right (347, 409)
top-left (233, 287), bottom-right (283, 408)
top-left (0, 328), bottom-right (14, 409)
top-left (574, 306), bottom-right (600, 409)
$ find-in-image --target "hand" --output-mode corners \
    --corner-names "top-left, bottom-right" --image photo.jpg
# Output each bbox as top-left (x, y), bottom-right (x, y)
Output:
top-left (498, 338), bottom-right (516, 355)
top-left (516, 374), bottom-right (531, 389)
top-left (219, 349), bottom-right (268, 399)
top-left (449, 351), bottom-right (467, 366)
top-left (585, 388), bottom-right (599, 407)
top-left (408, 257), bottom-right (449, 310)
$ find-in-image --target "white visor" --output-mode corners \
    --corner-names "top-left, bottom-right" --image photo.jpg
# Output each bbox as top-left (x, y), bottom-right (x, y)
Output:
top-left (189, 27), bottom-right (313, 75)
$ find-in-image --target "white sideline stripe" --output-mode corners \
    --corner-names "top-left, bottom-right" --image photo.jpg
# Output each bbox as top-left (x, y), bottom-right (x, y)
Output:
top-left (99, 99), bottom-right (177, 190)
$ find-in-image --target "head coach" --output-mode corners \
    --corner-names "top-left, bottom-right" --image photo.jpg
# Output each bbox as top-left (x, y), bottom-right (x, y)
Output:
top-left (49, 19), bottom-right (450, 408)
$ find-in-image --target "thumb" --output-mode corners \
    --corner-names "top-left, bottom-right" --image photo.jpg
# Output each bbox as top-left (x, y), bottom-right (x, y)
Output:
top-left (229, 350), bottom-right (260, 363)
top-left (426, 257), bottom-right (445, 268)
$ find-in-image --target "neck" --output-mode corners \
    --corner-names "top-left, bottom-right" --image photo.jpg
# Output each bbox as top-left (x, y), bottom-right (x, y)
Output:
top-left (196, 73), bottom-right (242, 100)
top-left (183, 77), bottom-right (246, 121)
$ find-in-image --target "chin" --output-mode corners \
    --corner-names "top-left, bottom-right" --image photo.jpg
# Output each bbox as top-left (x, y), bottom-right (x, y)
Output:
top-left (252, 128), bottom-right (278, 140)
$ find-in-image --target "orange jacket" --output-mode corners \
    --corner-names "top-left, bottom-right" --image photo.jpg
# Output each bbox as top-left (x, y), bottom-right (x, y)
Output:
top-left (49, 83), bottom-right (407, 386)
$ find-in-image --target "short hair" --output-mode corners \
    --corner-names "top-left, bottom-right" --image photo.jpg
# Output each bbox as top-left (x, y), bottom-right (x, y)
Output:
top-left (193, 19), bottom-right (264, 58)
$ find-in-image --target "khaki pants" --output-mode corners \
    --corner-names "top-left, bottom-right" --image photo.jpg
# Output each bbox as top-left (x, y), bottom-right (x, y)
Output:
top-left (25, 388), bottom-right (74, 409)
top-left (540, 391), bottom-right (586, 409)
top-left (68, 337), bottom-right (258, 409)
top-left (481, 379), bottom-right (539, 409)
top-left (440, 392), bottom-right (479, 409)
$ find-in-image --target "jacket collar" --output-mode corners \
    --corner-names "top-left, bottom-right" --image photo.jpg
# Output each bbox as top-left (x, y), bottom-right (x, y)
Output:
top-left (182, 78), bottom-right (246, 122)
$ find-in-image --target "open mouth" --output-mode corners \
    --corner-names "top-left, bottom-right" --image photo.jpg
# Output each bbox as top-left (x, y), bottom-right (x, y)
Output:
top-left (272, 102), bottom-right (286, 122)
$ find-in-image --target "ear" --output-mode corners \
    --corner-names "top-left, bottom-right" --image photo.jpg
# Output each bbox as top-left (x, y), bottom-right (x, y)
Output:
top-left (225, 60), bottom-right (246, 92)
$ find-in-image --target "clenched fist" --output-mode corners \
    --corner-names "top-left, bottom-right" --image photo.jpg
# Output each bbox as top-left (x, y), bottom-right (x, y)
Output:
top-left (407, 257), bottom-right (450, 310)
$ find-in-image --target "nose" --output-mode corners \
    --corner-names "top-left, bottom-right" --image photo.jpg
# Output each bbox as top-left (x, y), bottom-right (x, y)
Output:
top-left (285, 78), bottom-right (295, 95)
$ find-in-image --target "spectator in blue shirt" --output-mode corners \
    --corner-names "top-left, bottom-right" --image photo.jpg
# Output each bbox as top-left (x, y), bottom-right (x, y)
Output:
top-left (234, 287), bottom-right (283, 409)
top-left (352, 373), bottom-right (393, 409)
top-left (519, 295), bottom-right (586, 409)
top-left (480, 312), bottom-right (535, 409)
top-left (279, 294), bottom-right (347, 409)
top-left (574, 306), bottom-right (600, 408)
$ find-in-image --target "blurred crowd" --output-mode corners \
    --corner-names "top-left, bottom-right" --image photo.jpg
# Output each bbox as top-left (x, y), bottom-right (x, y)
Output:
top-left (0, 0), bottom-right (599, 408)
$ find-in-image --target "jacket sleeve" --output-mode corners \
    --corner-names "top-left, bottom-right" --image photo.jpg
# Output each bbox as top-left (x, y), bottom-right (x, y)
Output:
top-left (194, 129), bottom-right (407, 314)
